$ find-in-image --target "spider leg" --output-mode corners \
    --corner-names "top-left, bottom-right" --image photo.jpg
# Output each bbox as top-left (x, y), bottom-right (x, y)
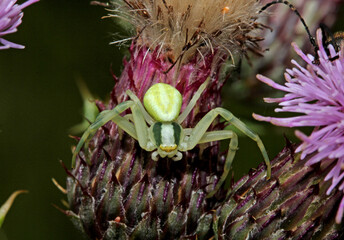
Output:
top-left (72, 100), bottom-right (135, 167)
top-left (187, 107), bottom-right (271, 179)
top-left (127, 89), bottom-right (155, 125)
top-left (124, 113), bottom-right (133, 122)
top-left (179, 128), bottom-right (193, 144)
top-left (184, 128), bottom-right (193, 135)
top-left (130, 102), bottom-right (156, 151)
top-left (110, 115), bottom-right (137, 139)
top-left (177, 76), bottom-right (211, 124)
top-left (197, 130), bottom-right (238, 198)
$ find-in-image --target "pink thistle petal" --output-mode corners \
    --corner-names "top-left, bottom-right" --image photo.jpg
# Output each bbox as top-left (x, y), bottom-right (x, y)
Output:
top-left (0, 37), bottom-right (23, 49)
top-left (0, 0), bottom-right (38, 49)
top-left (263, 97), bottom-right (286, 103)
top-left (256, 74), bottom-right (290, 92)
top-left (336, 197), bottom-right (344, 224)
top-left (327, 172), bottom-right (344, 194)
top-left (291, 42), bottom-right (313, 66)
top-left (326, 162), bottom-right (341, 182)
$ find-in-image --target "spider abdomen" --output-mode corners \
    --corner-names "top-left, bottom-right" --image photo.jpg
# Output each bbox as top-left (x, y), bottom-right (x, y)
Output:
top-left (143, 83), bottom-right (182, 122)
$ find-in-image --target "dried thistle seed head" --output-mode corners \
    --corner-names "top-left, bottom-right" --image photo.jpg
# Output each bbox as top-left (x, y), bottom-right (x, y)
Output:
top-left (108, 0), bottom-right (264, 63)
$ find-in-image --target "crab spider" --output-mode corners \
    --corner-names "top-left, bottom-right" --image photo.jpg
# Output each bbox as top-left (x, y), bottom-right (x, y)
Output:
top-left (72, 77), bottom-right (271, 197)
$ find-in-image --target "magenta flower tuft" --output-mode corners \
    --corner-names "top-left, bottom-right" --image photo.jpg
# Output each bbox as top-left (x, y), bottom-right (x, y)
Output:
top-left (0, 0), bottom-right (38, 49)
top-left (253, 28), bottom-right (344, 224)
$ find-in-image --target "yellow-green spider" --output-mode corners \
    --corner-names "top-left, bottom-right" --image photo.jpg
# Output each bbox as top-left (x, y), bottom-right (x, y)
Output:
top-left (72, 78), bottom-right (271, 197)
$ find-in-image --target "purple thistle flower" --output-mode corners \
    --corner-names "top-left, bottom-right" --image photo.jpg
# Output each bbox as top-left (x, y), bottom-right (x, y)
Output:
top-left (253, 28), bottom-right (344, 224)
top-left (0, 0), bottom-right (38, 50)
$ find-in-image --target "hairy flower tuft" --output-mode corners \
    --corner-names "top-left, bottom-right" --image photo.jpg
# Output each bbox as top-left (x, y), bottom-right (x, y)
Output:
top-left (253, 28), bottom-right (344, 224)
top-left (0, 0), bottom-right (38, 50)
top-left (107, 0), bottom-right (265, 64)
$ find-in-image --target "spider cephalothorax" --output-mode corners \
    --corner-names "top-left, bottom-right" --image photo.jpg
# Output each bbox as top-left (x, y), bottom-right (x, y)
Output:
top-left (72, 78), bottom-right (271, 197)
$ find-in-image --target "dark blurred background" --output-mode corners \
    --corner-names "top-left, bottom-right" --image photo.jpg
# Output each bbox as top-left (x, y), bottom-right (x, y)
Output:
top-left (0, 1), bottom-right (343, 239)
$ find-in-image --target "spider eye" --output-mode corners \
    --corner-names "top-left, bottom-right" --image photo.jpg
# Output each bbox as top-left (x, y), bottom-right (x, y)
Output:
top-left (143, 83), bottom-right (182, 122)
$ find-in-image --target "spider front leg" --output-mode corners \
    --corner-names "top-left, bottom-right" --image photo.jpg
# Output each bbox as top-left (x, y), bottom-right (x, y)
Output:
top-left (186, 107), bottom-right (271, 196)
top-left (72, 100), bottom-right (137, 167)
top-left (177, 77), bottom-right (210, 124)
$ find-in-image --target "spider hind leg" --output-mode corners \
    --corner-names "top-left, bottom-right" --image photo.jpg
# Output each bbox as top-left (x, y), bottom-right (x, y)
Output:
top-left (197, 130), bottom-right (239, 198)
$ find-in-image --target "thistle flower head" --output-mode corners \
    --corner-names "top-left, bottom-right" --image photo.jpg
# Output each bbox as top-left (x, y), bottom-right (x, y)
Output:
top-left (0, 0), bottom-right (38, 49)
top-left (62, 1), bottom-right (344, 237)
top-left (108, 0), bottom-right (264, 63)
top-left (253, 28), bottom-right (344, 224)
top-left (64, 20), bottom-right (231, 239)
top-left (64, 41), bottom-right (227, 239)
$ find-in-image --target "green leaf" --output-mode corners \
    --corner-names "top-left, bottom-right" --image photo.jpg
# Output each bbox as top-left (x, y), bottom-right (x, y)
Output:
top-left (69, 77), bottom-right (99, 135)
top-left (0, 190), bottom-right (28, 228)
